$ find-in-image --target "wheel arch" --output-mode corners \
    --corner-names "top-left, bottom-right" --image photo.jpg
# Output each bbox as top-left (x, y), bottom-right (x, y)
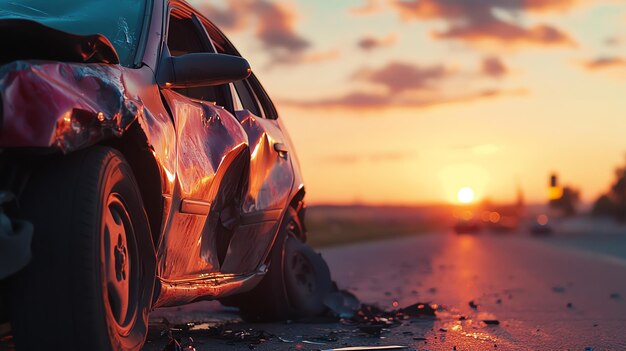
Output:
top-left (287, 185), bottom-right (307, 242)
top-left (100, 123), bottom-right (163, 247)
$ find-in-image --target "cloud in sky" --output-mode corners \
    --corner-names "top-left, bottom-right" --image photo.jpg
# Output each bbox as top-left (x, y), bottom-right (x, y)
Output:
top-left (390, 0), bottom-right (577, 47)
top-left (281, 87), bottom-right (525, 110)
top-left (349, 0), bottom-right (384, 16)
top-left (358, 33), bottom-right (398, 51)
top-left (281, 60), bottom-right (524, 110)
top-left (250, 1), bottom-right (309, 53)
top-left (271, 49), bottom-right (341, 66)
top-left (191, 0), bottom-right (248, 31)
top-left (192, 0), bottom-right (338, 65)
top-left (354, 61), bottom-right (452, 93)
top-left (481, 56), bottom-right (508, 78)
top-left (604, 36), bottom-right (623, 47)
top-left (322, 151), bottom-right (415, 165)
top-left (582, 56), bottom-right (626, 70)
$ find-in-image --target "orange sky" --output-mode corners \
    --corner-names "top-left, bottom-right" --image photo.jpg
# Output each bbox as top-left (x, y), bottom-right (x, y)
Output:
top-left (191, 0), bottom-right (626, 205)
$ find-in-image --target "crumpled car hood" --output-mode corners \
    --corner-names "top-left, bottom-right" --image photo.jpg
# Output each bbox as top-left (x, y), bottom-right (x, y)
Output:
top-left (0, 60), bottom-right (143, 152)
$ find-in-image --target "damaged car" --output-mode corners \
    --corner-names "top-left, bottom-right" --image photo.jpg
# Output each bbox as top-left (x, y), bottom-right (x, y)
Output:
top-left (0, 0), bottom-right (332, 349)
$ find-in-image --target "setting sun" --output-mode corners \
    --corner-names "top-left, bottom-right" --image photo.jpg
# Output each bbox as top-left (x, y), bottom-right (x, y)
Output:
top-left (457, 187), bottom-right (475, 204)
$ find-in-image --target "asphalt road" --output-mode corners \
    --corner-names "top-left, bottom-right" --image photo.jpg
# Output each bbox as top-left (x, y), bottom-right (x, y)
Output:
top-left (144, 231), bottom-right (626, 351)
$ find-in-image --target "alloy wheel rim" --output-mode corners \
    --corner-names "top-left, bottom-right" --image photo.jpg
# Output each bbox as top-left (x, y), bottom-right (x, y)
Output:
top-left (102, 193), bottom-right (139, 335)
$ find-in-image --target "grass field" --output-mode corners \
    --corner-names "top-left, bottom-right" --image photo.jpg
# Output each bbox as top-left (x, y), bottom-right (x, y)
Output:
top-left (304, 204), bottom-right (451, 248)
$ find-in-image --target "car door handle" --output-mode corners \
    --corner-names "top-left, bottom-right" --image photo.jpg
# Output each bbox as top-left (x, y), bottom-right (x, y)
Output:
top-left (273, 143), bottom-right (288, 157)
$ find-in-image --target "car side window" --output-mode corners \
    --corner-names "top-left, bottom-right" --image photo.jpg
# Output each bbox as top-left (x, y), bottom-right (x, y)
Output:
top-left (233, 80), bottom-right (262, 117)
top-left (167, 14), bottom-right (206, 56)
top-left (247, 74), bottom-right (279, 120)
top-left (166, 12), bottom-right (232, 111)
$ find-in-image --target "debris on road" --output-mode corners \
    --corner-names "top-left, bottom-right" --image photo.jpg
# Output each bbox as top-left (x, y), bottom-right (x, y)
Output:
top-left (324, 287), bottom-right (438, 338)
top-left (157, 321), bottom-right (273, 350)
top-left (302, 339), bottom-right (327, 345)
top-left (350, 301), bottom-right (438, 337)
top-left (609, 293), bottom-right (621, 300)
top-left (325, 289), bottom-right (361, 319)
top-left (469, 300), bottom-right (479, 309)
top-left (162, 333), bottom-right (196, 351)
top-left (552, 286), bottom-right (566, 293)
top-left (483, 319), bottom-right (500, 325)
top-left (398, 302), bottom-right (437, 317)
top-left (320, 346), bottom-right (409, 351)
top-left (357, 323), bottom-right (386, 336)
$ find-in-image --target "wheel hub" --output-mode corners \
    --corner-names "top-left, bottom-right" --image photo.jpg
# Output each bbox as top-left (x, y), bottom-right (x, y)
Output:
top-left (102, 193), bottom-right (138, 334)
top-left (114, 234), bottom-right (127, 281)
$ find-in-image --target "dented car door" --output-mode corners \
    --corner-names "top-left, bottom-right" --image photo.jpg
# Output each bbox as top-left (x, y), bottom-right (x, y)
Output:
top-left (156, 10), bottom-right (249, 281)
top-left (219, 75), bottom-right (296, 274)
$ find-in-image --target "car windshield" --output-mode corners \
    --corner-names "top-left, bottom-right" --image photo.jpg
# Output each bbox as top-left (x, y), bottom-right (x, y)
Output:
top-left (0, 0), bottom-right (147, 66)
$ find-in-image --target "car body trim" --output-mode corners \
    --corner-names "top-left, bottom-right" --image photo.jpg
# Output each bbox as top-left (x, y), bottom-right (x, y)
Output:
top-left (179, 198), bottom-right (210, 215)
top-left (153, 271), bottom-right (264, 308)
top-left (240, 209), bottom-right (282, 225)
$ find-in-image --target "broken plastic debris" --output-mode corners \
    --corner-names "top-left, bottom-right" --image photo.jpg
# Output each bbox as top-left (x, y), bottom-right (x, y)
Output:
top-left (357, 324), bottom-right (386, 336)
top-left (162, 337), bottom-right (182, 351)
top-left (302, 340), bottom-right (327, 345)
top-left (398, 302), bottom-right (436, 317)
top-left (321, 346), bottom-right (408, 351)
top-left (325, 289), bottom-right (361, 319)
top-left (482, 319), bottom-right (500, 325)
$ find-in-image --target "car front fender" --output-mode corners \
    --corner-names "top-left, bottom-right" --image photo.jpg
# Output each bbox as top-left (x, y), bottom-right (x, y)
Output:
top-left (0, 60), bottom-right (145, 153)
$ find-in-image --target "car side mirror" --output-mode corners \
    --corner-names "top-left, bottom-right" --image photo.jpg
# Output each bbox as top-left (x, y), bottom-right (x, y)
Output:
top-left (157, 52), bottom-right (251, 88)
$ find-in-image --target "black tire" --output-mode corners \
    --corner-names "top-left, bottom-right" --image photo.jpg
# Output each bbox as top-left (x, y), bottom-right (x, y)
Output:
top-left (221, 208), bottom-right (331, 321)
top-left (7, 147), bottom-right (155, 350)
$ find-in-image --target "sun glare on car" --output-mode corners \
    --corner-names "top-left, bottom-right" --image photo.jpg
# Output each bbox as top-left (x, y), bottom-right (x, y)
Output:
top-left (457, 187), bottom-right (475, 204)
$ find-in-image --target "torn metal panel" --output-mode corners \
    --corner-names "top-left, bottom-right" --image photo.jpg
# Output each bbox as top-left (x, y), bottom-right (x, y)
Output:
top-left (162, 90), bottom-right (248, 201)
top-left (157, 90), bottom-right (251, 281)
top-left (220, 221), bottom-right (279, 274)
top-left (0, 59), bottom-right (177, 197)
top-left (0, 60), bottom-right (138, 152)
top-left (236, 110), bottom-right (294, 213)
top-left (276, 115), bottom-right (305, 206)
top-left (154, 271), bottom-right (263, 308)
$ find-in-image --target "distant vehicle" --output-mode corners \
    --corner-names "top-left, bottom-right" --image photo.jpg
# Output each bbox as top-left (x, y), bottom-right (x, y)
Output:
top-left (530, 215), bottom-right (553, 235)
top-left (453, 218), bottom-right (481, 234)
top-left (0, 0), bottom-right (331, 349)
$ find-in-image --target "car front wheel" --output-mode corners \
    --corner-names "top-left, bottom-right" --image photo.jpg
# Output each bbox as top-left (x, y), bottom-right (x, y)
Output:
top-left (7, 146), bottom-right (155, 350)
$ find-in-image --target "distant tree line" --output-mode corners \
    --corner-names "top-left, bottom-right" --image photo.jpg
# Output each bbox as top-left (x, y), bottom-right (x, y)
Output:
top-left (592, 160), bottom-right (626, 221)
